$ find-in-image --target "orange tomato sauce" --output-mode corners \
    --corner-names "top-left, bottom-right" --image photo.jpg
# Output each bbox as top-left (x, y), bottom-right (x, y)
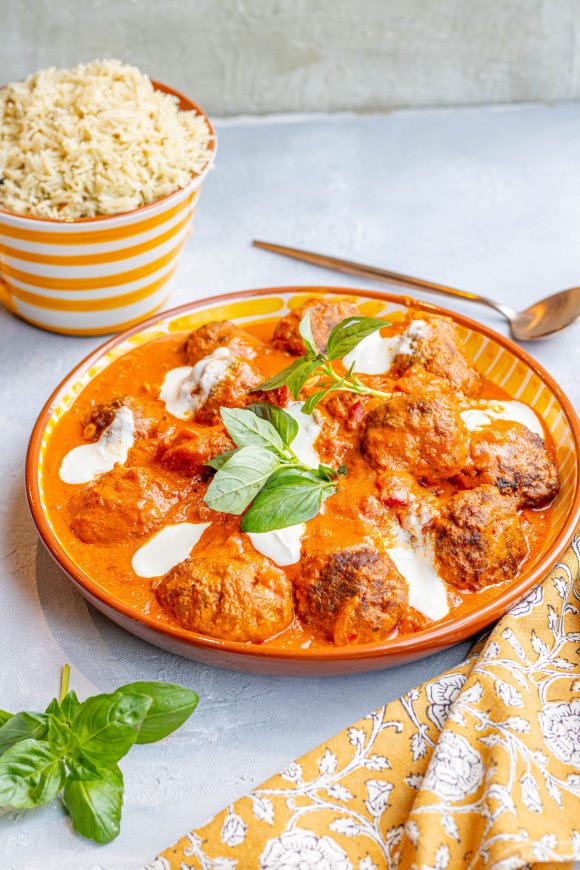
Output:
top-left (41, 318), bottom-right (555, 649)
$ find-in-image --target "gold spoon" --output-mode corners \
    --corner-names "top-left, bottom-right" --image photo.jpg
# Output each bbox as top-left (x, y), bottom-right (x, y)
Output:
top-left (253, 240), bottom-right (580, 341)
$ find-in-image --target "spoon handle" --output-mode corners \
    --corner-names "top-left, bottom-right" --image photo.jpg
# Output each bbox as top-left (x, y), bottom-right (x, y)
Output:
top-left (252, 240), bottom-right (516, 321)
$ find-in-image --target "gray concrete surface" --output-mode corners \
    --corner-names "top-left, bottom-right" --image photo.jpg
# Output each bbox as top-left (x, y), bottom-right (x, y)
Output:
top-left (1, 103), bottom-right (580, 869)
top-left (4, 0), bottom-right (580, 114)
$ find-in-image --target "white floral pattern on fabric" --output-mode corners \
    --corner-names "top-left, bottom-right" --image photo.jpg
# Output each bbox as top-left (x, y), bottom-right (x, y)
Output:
top-left (539, 700), bottom-right (580, 767)
top-left (259, 829), bottom-right (352, 870)
top-left (421, 731), bottom-right (484, 801)
top-left (426, 672), bottom-right (467, 730)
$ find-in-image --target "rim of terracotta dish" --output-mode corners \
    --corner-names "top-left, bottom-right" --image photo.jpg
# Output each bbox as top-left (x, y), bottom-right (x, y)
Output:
top-left (26, 286), bottom-right (580, 664)
top-left (0, 80), bottom-right (216, 224)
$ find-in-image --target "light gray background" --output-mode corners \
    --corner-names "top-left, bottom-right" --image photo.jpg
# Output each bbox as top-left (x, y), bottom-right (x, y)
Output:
top-left (1, 102), bottom-right (580, 868)
top-left (4, 0), bottom-right (580, 114)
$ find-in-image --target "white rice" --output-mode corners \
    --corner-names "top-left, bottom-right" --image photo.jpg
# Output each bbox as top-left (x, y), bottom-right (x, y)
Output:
top-left (0, 59), bottom-right (214, 221)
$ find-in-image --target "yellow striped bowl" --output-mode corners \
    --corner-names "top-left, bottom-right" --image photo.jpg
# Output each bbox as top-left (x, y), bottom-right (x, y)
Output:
top-left (0, 83), bottom-right (216, 336)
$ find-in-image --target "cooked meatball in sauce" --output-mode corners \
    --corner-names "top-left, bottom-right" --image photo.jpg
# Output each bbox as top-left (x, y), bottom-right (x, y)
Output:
top-left (362, 375), bottom-right (470, 482)
top-left (184, 320), bottom-right (262, 364)
top-left (391, 313), bottom-right (481, 396)
top-left (42, 298), bottom-right (559, 649)
top-left (155, 536), bottom-right (293, 642)
top-left (295, 544), bottom-right (408, 644)
top-left (273, 297), bottom-right (359, 355)
top-left (432, 486), bottom-right (527, 591)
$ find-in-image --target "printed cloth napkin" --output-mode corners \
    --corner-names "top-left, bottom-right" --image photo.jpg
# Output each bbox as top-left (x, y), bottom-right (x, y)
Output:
top-left (146, 535), bottom-right (580, 870)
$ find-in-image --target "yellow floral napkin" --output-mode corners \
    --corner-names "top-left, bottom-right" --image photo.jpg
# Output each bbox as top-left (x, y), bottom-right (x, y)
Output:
top-left (146, 536), bottom-right (580, 870)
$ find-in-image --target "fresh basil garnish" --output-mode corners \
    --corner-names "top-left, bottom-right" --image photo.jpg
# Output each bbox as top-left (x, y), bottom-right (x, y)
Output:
top-left (0, 738), bottom-right (65, 808)
top-left (0, 666), bottom-right (199, 844)
top-left (204, 402), bottom-right (342, 532)
top-left (255, 313), bottom-right (392, 411)
top-left (63, 759), bottom-right (124, 844)
top-left (245, 402), bottom-right (299, 447)
top-left (114, 682), bottom-right (198, 745)
top-left (298, 310), bottom-right (318, 354)
top-left (0, 711), bottom-right (48, 755)
top-left (240, 467), bottom-right (335, 532)
top-left (72, 692), bottom-right (152, 765)
top-left (219, 406), bottom-right (286, 454)
top-left (325, 316), bottom-right (387, 359)
top-left (204, 446), bottom-right (280, 514)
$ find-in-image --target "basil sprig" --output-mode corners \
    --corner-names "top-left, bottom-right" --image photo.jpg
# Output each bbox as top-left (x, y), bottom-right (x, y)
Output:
top-left (256, 313), bottom-right (393, 412)
top-left (0, 665), bottom-right (198, 844)
top-left (204, 403), bottom-right (341, 532)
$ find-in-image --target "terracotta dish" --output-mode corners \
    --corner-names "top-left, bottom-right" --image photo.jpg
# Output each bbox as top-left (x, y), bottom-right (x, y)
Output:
top-left (26, 288), bottom-right (580, 675)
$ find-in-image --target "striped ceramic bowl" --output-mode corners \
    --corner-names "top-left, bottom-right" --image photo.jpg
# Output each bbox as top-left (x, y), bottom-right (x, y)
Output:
top-left (0, 83), bottom-right (216, 336)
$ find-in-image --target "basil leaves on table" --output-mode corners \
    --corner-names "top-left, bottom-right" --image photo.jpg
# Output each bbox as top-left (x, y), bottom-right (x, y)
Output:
top-left (0, 665), bottom-right (198, 844)
top-left (203, 314), bottom-right (391, 532)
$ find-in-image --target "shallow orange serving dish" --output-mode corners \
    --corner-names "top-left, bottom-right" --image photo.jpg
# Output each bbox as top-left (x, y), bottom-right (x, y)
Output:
top-left (26, 287), bottom-right (580, 675)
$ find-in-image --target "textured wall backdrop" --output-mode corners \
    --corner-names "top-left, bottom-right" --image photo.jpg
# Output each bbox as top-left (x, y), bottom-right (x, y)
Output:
top-left (3, 0), bottom-right (580, 115)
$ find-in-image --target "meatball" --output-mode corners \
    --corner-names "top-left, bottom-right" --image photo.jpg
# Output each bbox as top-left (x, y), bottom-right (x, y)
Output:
top-left (391, 314), bottom-right (480, 396)
top-left (362, 390), bottom-right (469, 483)
top-left (155, 537), bottom-right (293, 642)
top-left (159, 426), bottom-right (234, 476)
top-left (82, 397), bottom-right (164, 441)
top-left (295, 545), bottom-right (408, 645)
top-left (273, 298), bottom-right (359, 356)
top-left (185, 320), bottom-right (261, 365)
top-left (193, 356), bottom-right (262, 425)
top-left (432, 485), bottom-right (527, 591)
top-left (69, 466), bottom-right (177, 544)
top-left (460, 422), bottom-right (559, 507)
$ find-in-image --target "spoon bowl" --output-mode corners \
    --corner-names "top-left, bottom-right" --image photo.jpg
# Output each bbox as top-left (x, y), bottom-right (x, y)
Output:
top-left (508, 286), bottom-right (580, 340)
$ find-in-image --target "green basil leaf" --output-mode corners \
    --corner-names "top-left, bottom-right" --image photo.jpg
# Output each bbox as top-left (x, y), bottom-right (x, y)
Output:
top-left (0, 712), bottom-right (48, 755)
top-left (47, 714), bottom-right (72, 756)
top-left (114, 682), bottom-right (198, 744)
top-left (285, 358), bottom-right (322, 399)
top-left (60, 690), bottom-right (80, 725)
top-left (0, 738), bottom-right (65, 808)
top-left (64, 760), bottom-right (123, 844)
top-left (298, 311), bottom-right (317, 354)
top-left (44, 699), bottom-right (64, 721)
top-left (317, 463), bottom-right (338, 481)
top-left (326, 316), bottom-right (389, 360)
top-left (71, 692), bottom-right (152, 765)
top-left (301, 381), bottom-right (342, 414)
top-left (240, 467), bottom-right (335, 532)
top-left (0, 711), bottom-right (12, 728)
top-left (220, 407), bottom-right (285, 454)
top-left (254, 356), bottom-right (316, 394)
top-left (204, 449), bottom-right (237, 471)
top-left (245, 402), bottom-right (298, 447)
top-left (204, 446), bottom-right (279, 515)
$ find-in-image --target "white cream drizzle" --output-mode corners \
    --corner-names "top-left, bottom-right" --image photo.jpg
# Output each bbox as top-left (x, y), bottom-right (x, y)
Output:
top-left (160, 347), bottom-right (234, 420)
top-left (286, 402), bottom-right (323, 466)
top-left (384, 487), bottom-right (449, 622)
top-left (131, 522), bottom-right (211, 578)
top-left (342, 319), bottom-right (429, 375)
top-left (59, 405), bottom-right (135, 485)
top-left (461, 400), bottom-right (544, 438)
top-left (388, 538), bottom-right (449, 622)
top-left (248, 523), bottom-right (306, 566)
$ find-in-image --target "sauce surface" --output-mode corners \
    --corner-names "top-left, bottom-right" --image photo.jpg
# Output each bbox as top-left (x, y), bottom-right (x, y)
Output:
top-left (41, 316), bottom-right (556, 649)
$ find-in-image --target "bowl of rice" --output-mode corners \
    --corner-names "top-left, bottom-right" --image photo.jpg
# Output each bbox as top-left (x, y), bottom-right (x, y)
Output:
top-left (0, 59), bottom-right (216, 335)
